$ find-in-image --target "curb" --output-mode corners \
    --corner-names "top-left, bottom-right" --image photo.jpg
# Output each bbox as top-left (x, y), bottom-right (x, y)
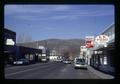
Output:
top-left (87, 65), bottom-right (114, 79)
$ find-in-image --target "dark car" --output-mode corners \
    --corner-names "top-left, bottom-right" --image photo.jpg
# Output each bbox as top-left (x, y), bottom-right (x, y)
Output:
top-left (13, 59), bottom-right (29, 65)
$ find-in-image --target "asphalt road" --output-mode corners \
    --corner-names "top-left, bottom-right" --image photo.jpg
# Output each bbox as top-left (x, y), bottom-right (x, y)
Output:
top-left (5, 62), bottom-right (101, 79)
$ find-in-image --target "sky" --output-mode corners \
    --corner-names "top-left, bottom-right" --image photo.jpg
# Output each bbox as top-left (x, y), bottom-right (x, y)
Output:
top-left (4, 5), bottom-right (114, 42)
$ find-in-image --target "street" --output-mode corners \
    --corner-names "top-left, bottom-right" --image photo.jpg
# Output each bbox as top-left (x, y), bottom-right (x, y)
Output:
top-left (5, 62), bottom-right (101, 79)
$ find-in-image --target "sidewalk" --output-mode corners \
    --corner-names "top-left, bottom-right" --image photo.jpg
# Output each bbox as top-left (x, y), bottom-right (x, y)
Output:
top-left (87, 65), bottom-right (114, 79)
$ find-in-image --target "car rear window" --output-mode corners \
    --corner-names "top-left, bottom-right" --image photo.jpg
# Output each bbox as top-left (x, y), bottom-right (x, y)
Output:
top-left (75, 59), bottom-right (85, 64)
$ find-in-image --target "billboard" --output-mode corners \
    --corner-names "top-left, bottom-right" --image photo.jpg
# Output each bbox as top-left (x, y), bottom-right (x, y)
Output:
top-left (85, 36), bottom-right (94, 48)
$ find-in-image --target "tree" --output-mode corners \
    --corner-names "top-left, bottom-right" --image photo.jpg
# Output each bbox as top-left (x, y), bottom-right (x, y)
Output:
top-left (17, 32), bottom-right (32, 43)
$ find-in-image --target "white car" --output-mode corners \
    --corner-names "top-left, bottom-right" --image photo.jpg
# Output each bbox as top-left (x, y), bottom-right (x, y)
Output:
top-left (63, 60), bottom-right (71, 64)
top-left (74, 58), bottom-right (87, 69)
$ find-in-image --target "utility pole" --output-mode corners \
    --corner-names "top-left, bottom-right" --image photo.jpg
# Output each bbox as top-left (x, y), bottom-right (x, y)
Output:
top-left (36, 41), bottom-right (39, 49)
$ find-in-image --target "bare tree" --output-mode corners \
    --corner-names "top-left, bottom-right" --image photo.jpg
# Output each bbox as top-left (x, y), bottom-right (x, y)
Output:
top-left (17, 32), bottom-right (32, 43)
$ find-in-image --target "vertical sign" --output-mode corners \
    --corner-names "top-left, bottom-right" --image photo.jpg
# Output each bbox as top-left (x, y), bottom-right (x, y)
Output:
top-left (85, 36), bottom-right (94, 48)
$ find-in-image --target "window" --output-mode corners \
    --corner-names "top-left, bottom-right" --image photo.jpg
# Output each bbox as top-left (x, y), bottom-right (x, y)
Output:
top-left (75, 59), bottom-right (86, 64)
top-left (38, 54), bottom-right (41, 59)
top-left (103, 56), bottom-right (107, 65)
top-left (25, 54), bottom-right (29, 60)
top-left (30, 54), bottom-right (33, 60)
top-left (95, 55), bottom-right (98, 64)
top-left (100, 56), bottom-right (103, 65)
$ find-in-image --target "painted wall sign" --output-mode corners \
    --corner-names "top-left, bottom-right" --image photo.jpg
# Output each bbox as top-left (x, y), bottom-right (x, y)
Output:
top-left (6, 39), bottom-right (15, 45)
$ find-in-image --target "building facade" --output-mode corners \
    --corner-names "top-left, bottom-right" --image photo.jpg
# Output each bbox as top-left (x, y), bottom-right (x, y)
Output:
top-left (4, 28), bottom-right (43, 64)
top-left (38, 46), bottom-right (50, 62)
top-left (90, 24), bottom-right (115, 75)
top-left (17, 46), bottom-right (42, 63)
top-left (4, 28), bottom-right (16, 64)
top-left (49, 50), bottom-right (58, 61)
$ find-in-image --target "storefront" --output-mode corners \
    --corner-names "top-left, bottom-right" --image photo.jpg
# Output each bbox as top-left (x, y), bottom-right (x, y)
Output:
top-left (18, 46), bottom-right (42, 63)
top-left (4, 28), bottom-right (16, 64)
top-left (90, 24), bottom-right (115, 75)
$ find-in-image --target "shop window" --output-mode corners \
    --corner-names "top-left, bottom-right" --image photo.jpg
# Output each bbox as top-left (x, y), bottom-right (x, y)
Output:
top-left (25, 54), bottom-right (29, 60)
top-left (103, 56), bottom-right (107, 65)
top-left (93, 55), bottom-right (95, 63)
top-left (38, 54), bottom-right (41, 60)
top-left (95, 56), bottom-right (98, 64)
top-left (100, 58), bottom-right (103, 64)
top-left (30, 54), bottom-right (33, 60)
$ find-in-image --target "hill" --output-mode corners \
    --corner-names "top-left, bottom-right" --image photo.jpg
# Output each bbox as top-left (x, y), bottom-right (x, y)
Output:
top-left (17, 38), bottom-right (85, 58)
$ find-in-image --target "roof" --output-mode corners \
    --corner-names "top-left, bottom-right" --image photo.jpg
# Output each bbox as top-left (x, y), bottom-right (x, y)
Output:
top-left (101, 23), bottom-right (114, 35)
top-left (4, 28), bottom-right (16, 34)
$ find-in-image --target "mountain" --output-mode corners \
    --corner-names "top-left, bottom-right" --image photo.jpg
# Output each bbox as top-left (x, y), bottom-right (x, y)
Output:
top-left (17, 38), bottom-right (85, 58)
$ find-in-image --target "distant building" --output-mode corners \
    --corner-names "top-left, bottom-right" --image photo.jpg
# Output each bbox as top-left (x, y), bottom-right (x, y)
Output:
top-left (49, 50), bottom-right (62, 61)
top-left (38, 46), bottom-right (50, 62)
top-left (80, 46), bottom-right (87, 58)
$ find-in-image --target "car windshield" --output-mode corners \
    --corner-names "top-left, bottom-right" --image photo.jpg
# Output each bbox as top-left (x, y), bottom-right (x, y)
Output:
top-left (75, 59), bottom-right (85, 64)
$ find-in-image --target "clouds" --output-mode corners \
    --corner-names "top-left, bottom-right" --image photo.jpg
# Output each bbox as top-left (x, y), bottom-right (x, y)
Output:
top-left (5, 5), bottom-right (114, 21)
top-left (5, 5), bottom-right (71, 15)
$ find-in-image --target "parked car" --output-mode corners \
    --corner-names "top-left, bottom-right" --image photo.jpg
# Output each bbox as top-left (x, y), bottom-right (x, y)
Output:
top-left (63, 59), bottom-right (71, 64)
top-left (13, 59), bottom-right (29, 65)
top-left (74, 58), bottom-right (87, 69)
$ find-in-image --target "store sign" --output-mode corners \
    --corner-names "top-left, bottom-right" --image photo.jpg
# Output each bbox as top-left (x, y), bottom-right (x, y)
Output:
top-left (80, 46), bottom-right (87, 51)
top-left (39, 46), bottom-right (45, 49)
top-left (85, 36), bottom-right (94, 48)
top-left (6, 39), bottom-right (15, 45)
top-left (39, 46), bottom-right (46, 53)
top-left (95, 35), bottom-right (109, 45)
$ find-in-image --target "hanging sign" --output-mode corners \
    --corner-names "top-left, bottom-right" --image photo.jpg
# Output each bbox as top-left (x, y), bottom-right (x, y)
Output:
top-left (95, 35), bottom-right (109, 45)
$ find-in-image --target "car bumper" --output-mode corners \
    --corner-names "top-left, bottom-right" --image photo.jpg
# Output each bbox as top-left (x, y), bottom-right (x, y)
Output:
top-left (74, 65), bottom-right (87, 69)
top-left (13, 62), bottom-right (23, 65)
